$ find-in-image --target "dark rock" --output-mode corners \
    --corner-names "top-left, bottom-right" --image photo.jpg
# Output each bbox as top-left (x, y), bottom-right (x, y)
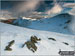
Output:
top-left (8, 40), bottom-right (15, 47)
top-left (22, 36), bottom-right (41, 52)
top-left (5, 46), bottom-right (12, 51)
top-left (31, 36), bottom-right (41, 43)
top-left (25, 41), bottom-right (37, 52)
top-left (62, 42), bottom-right (69, 45)
top-left (65, 20), bottom-right (71, 24)
top-left (1, 19), bottom-right (15, 24)
top-left (4, 40), bottom-right (15, 51)
top-left (48, 38), bottom-right (56, 41)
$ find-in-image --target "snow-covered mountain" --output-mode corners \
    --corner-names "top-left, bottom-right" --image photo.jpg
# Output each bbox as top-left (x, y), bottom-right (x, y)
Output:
top-left (0, 1), bottom-right (75, 56)
top-left (0, 22), bottom-right (74, 55)
top-left (28, 14), bottom-right (73, 35)
top-left (10, 13), bottom-right (73, 35)
top-left (0, 13), bottom-right (75, 55)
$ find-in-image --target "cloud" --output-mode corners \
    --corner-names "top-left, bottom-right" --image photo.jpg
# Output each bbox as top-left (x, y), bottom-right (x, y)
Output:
top-left (45, 3), bottom-right (62, 15)
top-left (0, 10), bottom-right (16, 20)
top-left (11, 0), bottom-right (41, 17)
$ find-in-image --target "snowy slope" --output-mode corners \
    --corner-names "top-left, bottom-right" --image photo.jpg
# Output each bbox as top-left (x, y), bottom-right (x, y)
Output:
top-left (25, 14), bottom-right (73, 35)
top-left (1, 13), bottom-right (73, 35)
top-left (0, 22), bottom-right (74, 55)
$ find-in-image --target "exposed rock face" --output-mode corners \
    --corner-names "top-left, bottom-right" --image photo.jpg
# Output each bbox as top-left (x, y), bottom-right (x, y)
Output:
top-left (48, 38), bottom-right (56, 41)
top-left (25, 41), bottom-right (37, 52)
top-left (22, 36), bottom-right (41, 52)
top-left (31, 36), bottom-right (41, 43)
top-left (65, 20), bottom-right (71, 24)
top-left (5, 40), bottom-right (15, 51)
top-left (62, 42), bottom-right (69, 45)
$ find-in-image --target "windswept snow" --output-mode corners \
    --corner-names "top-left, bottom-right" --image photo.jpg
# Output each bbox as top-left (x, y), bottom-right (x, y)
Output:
top-left (0, 22), bottom-right (74, 55)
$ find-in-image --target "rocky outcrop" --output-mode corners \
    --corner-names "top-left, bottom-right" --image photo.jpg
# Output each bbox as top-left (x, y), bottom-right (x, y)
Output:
top-left (22, 36), bottom-right (41, 52)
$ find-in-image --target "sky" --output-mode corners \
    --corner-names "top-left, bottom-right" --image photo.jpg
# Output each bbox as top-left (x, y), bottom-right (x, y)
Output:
top-left (0, 0), bottom-right (75, 17)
